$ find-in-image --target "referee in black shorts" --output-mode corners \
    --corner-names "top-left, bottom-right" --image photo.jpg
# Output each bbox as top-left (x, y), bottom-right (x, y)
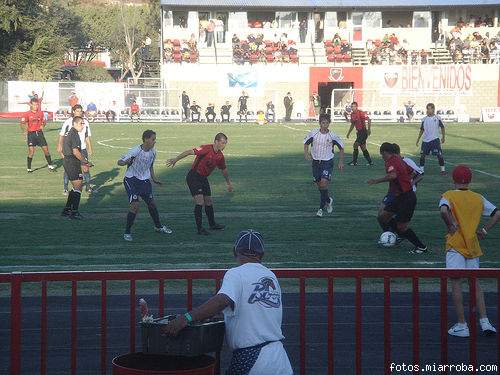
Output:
top-left (61, 116), bottom-right (89, 219)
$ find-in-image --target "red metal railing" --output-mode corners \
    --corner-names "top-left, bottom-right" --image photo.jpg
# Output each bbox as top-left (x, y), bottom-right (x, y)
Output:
top-left (0, 268), bottom-right (498, 375)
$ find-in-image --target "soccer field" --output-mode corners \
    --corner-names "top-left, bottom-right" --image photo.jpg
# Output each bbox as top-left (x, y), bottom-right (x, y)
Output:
top-left (1, 120), bottom-right (499, 273)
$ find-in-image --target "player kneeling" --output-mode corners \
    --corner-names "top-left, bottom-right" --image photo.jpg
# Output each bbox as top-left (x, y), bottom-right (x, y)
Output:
top-left (118, 130), bottom-right (172, 241)
top-left (439, 165), bottom-right (499, 337)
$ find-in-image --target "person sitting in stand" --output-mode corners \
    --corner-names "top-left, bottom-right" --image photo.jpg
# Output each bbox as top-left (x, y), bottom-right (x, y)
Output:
top-left (266, 101), bottom-right (275, 123)
top-left (130, 100), bottom-right (140, 123)
top-left (221, 101), bottom-right (231, 122)
top-left (206, 103), bottom-right (216, 123)
top-left (190, 101), bottom-right (201, 122)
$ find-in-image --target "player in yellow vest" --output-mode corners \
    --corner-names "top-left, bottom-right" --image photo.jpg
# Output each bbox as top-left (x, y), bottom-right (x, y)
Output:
top-left (439, 165), bottom-right (500, 337)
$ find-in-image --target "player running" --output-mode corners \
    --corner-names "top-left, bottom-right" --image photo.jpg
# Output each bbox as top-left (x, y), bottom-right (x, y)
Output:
top-left (303, 113), bottom-right (345, 217)
top-left (20, 98), bottom-right (55, 173)
top-left (61, 117), bottom-right (89, 219)
top-left (345, 101), bottom-right (373, 166)
top-left (439, 165), bottom-right (499, 337)
top-left (57, 105), bottom-right (94, 195)
top-left (416, 102), bottom-right (446, 175)
top-left (118, 130), bottom-right (173, 241)
top-left (166, 133), bottom-right (233, 235)
top-left (368, 142), bottom-right (427, 254)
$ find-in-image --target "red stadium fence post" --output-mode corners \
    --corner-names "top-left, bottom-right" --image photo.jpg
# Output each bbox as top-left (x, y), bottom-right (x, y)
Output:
top-left (440, 277), bottom-right (448, 375)
top-left (384, 277), bottom-right (391, 375)
top-left (71, 281), bottom-right (78, 375)
top-left (129, 280), bottom-right (136, 353)
top-left (327, 277), bottom-right (334, 375)
top-left (469, 277), bottom-right (477, 374)
top-left (158, 279), bottom-right (165, 317)
top-left (40, 280), bottom-right (48, 375)
top-left (498, 277), bottom-right (500, 370)
top-left (10, 273), bottom-right (22, 375)
top-left (412, 277), bottom-right (420, 375)
top-left (355, 277), bottom-right (362, 375)
top-left (101, 280), bottom-right (107, 375)
top-left (187, 278), bottom-right (193, 311)
top-left (299, 277), bottom-right (306, 375)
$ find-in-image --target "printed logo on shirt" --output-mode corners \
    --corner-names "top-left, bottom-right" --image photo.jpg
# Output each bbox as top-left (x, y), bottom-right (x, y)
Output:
top-left (248, 277), bottom-right (281, 308)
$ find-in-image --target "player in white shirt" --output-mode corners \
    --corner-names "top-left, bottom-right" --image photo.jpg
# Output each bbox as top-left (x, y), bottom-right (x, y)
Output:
top-left (117, 130), bottom-right (172, 241)
top-left (416, 103), bottom-right (446, 175)
top-left (163, 229), bottom-right (293, 375)
top-left (304, 113), bottom-right (344, 217)
top-left (57, 105), bottom-right (93, 194)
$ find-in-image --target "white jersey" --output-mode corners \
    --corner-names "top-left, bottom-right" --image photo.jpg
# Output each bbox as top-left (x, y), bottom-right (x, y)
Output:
top-left (218, 263), bottom-right (292, 375)
top-left (403, 157), bottom-right (423, 192)
top-left (120, 145), bottom-right (156, 181)
top-left (59, 118), bottom-right (91, 150)
top-left (303, 129), bottom-right (344, 161)
top-left (421, 115), bottom-right (444, 143)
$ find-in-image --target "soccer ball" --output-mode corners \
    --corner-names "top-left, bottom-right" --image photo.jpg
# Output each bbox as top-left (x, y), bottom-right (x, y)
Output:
top-left (378, 231), bottom-right (397, 248)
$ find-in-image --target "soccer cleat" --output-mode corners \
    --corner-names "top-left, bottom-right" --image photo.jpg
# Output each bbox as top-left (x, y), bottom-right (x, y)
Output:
top-left (480, 319), bottom-right (497, 335)
top-left (27, 168), bottom-right (33, 173)
top-left (448, 323), bottom-right (470, 337)
top-left (210, 223), bottom-right (225, 230)
top-left (48, 165), bottom-right (56, 171)
top-left (366, 162), bottom-right (374, 166)
top-left (61, 208), bottom-right (71, 217)
top-left (440, 171), bottom-right (448, 176)
top-left (409, 246), bottom-right (428, 254)
top-left (123, 233), bottom-right (133, 241)
top-left (197, 228), bottom-right (210, 236)
top-left (396, 235), bottom-right (405, 245)
top-left (155, 225), bottom-right (173, 234)
top-left (68, 211), bottom-right (84, 220)
top-left (325, 198), bottom-right (334, 214)
top-left (316, 208), bottom-right (323, 217)
top-left (63, 189), bottom-right (68, 196)
top-left (348, 161), bottom-right (357, 166)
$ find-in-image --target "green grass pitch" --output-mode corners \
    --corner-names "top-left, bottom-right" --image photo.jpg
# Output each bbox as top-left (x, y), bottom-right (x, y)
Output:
top-left (1, 120), bottom-right (499, 273)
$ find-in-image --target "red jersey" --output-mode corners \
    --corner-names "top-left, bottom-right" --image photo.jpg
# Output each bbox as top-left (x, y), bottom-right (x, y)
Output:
top-left (21, 110), bottom-right (45, 132)
top-left (192, 144), bottom-right (226, 177)
top-left (350, 110), bottom-right (369, 131)
top-left (385, 154), bottom-right (412, 196)
top-left (131, 103), bottom-right (140, 113)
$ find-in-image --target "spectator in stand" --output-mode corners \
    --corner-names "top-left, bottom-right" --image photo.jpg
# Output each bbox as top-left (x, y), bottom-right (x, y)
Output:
top-left (311, 92), bottom-right (321, 116)
top-left (266, 101), bottom-right (275, 123)
top-left (299, 18), bottom-right (308, 43)
top-left (182, 91), bottom-right (190, 122)
top-left (405, 101), bottom-right (415, 122)
top-left (86, 102), bottom-right (97, 122)
top-left (221, 101), bottom-right (231, 122)
top-left (283, 92), bottom-right (294, 122)
top-left (215, 17), bottom-right (225, 43)
top-left (188, 34), bottom-right (197, 50)
top-left (199, 18), bottom-right (208, 46)
top-left (232, 34), bottom-right (240, 45)
top-left (68, 91), bottom-right (78, 108)
top-left (206, 19), bottom-right (215, 47)
top-left (106, 101), bottom-right (119, 122)
top-left (190, 101), bottom-right (201, 122)
top-left (238, 91), bottom-right (249, 122)
top-left (130, 100), bottom-right (140, 123)
top-left (205, 103), bottom-right (216, 122)
top-left (420, 49), bottom-right (429, 64)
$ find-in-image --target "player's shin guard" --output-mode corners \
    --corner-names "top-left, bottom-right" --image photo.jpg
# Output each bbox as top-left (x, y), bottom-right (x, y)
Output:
top-left (45, 154), bottom-right (52, 165)
top-left (194, 205), bottom-right (203, 230)
top-left (438, 155), bottom-right (445, 172)
top-left (27, 157), bottom-right (33, 169)
top-left (399, 228), bottom-right (425, 249)
top-left (71, 189), bottom-right (81, 211)
top-left (63, 173), bottom-right (69, 190)
top-left (147, 203), bottom-right (162, 228)
top-left (380, 217), bottom-right (398, 232)
top-left (419, 154), bottom-right (426, 168)
top-left (319, 189), bottom-right (328, 209)
top-left (84, 172), bottom-right (91, 185)
top-left (352, 148), bottom-right (359, 163)
top-left (125, 212), bottom-right (136, 234)
top-left (362, 149), bottom-right (372, 164)
top-left (205, 205), bottom-right (216, 227)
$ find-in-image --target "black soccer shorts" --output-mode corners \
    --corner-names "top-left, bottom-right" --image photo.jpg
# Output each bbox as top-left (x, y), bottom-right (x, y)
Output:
top-left (186, 169), bottom-right (211, 197)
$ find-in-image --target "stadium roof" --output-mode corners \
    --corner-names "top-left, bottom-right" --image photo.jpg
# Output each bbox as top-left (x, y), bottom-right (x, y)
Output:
top-left (160, 0), bottom-right (500, 9)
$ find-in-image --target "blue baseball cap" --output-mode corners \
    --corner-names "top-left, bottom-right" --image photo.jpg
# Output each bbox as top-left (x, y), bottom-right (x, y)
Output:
top-left (233, 229), bottom-right (265, 256)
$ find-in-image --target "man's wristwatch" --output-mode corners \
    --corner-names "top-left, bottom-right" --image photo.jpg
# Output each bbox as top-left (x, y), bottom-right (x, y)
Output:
top-left (481, 228), bottom-right (488, 235)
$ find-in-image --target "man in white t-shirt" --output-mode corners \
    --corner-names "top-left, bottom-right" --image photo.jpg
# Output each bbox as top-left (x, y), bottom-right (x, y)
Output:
top-left (416, 102), bottom-right (446, 175)
top-left (57, 104), bottom-right (93, 194)
top-left (163, 229), bottom-right (293, 375)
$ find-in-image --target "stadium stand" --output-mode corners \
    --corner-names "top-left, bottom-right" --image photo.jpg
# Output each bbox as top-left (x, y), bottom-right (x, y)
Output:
top-left (163, 37), bottom-right (199, 63)
top-left (232, 34), bottom-right (299, 64)
top-left (323, 34), bottom-right (352, 63)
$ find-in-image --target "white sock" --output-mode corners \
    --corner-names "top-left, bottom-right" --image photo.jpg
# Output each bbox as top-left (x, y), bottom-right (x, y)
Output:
top-left (440, 166), bottom-right (445, 172)
top-left (479, 317), bottom-right (490, 325)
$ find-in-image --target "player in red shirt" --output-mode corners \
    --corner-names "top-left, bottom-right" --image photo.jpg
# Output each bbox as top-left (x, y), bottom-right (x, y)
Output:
top-left (167, 133), bottom-right (233, 235)
top-left (368, 142), bottom-right (427, 254)
top-left (130, 100), bottom-right (140, 123)
top-left (345, 101), bottom-right (373, 166)
top-left (20, 98), bottom-right (55, 173)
